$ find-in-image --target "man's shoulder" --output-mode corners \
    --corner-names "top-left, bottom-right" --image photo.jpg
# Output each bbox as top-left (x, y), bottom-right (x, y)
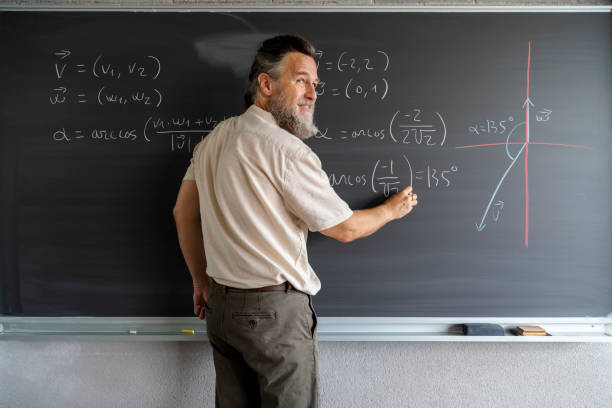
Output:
top-left (237, 107), bottom-right (312, 159)
top-left (192, 115), bottom-right (236, 156)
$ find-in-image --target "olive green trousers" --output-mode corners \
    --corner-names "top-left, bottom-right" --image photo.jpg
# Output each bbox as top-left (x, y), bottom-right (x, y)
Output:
top-left (204, 279), bottom-right (319, 408)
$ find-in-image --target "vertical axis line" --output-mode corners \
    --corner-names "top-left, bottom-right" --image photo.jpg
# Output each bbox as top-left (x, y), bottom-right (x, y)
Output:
top-left (524, 41), bottom-right (531, 248)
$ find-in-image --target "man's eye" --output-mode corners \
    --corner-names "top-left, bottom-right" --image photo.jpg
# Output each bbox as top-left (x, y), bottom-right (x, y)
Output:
top-left (297, 79), bottom-right (305, 84)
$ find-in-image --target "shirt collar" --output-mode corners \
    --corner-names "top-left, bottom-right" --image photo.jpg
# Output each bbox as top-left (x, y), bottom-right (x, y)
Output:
top-left (246, 104), bottom-right (278, 126)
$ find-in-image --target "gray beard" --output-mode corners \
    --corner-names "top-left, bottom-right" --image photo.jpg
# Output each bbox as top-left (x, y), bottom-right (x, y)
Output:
top-left (269, 94), bottom-right (319, 140)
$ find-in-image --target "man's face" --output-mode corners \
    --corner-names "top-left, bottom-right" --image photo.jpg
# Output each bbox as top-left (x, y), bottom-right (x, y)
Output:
top-left (268, 52), bottom-right (320, 140)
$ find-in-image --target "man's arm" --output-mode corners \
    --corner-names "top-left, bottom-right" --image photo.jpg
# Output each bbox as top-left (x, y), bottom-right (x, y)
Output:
top-left (320, 186), bottom-right (418, 243)
top-left (173, 180), bottom-right (210, 319)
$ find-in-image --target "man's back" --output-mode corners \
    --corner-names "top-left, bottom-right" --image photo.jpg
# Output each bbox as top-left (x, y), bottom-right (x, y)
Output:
top-left (187, 104), bottom-right (352, 295)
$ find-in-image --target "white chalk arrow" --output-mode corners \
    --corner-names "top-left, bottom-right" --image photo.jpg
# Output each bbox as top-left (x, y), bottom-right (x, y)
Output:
top-left (54, 50), bottom-right (71, 60)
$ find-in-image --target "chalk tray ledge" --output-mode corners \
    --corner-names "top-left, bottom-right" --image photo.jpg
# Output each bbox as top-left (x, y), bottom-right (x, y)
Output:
top-left (1, 316), bottom-right (611, 342)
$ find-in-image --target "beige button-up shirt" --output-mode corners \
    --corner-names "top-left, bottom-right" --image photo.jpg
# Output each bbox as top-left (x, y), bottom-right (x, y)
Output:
top-left (183, 104), bottom-right (353, 295)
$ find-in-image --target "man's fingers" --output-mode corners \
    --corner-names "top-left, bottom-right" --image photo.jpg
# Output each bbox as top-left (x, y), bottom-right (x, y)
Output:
top-left (195, 303), bottom-right (206, 319)
top-left (194, 289), bottom-right (209, 318)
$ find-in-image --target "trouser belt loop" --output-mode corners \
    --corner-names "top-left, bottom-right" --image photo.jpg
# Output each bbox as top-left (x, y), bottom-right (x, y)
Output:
top-left (284, 281), bottom-right (290, 293)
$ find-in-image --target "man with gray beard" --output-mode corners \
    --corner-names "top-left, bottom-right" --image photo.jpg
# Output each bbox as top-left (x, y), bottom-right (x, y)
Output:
top-left (173, 35), bottom-right (418, 407)
top-left (268, 79), bottom-right (319, 140)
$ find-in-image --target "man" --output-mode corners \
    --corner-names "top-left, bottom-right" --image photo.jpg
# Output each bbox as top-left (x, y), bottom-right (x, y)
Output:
top-left (173, 35), bottom-right (418, 408)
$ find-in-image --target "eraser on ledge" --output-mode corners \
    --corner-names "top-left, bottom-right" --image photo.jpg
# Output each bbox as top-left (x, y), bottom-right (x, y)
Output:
top-left (462, 323), bottom-right (505, 336)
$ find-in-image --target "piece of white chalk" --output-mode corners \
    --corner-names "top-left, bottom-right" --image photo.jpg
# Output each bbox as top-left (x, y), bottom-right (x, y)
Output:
top-left (129, 330), bottom-right (137, 334)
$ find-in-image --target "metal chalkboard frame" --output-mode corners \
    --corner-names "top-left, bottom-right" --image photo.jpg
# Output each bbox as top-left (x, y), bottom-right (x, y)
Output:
top-left (1, 5), bottom-right (610, 341)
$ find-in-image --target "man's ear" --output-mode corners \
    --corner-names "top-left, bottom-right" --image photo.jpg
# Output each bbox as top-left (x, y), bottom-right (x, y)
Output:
top-left (257, 73), bottom-right (275, 97)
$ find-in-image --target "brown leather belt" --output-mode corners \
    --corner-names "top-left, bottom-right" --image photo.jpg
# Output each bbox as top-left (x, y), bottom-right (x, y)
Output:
top-left (223, 281), bottom-right (291, 292)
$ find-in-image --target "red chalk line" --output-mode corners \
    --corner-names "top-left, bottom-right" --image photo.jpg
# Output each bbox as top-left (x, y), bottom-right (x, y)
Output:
top-left (525, 41), bottom-right (531, 248)
top-left (454, 142), bottom-right (592, 150)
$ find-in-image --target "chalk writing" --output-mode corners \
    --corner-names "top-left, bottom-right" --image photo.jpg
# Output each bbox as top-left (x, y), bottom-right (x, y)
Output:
top-left (92, 54), bottom-right (161, 80)
top-left (170, 134), bottom-right (205, 153)
top-left (456, 41), bottom-right (590, 247)
top-left (315, 78), bottom-right (389, 100)
top-left (143, 115), bottom-right (230, 148)
top-left (49, 50), bottom-right (164, 108)
top-left (313, 49), bottom-right (391, 101)
top-left (468, 116), bottom-right (515, 135)
top-left (535, 109), bottom-right (552, 122)
top-left (391, 109), bottom-right (447, 146)
top-left (328, 173), bottom-right (368, 187)
top-left (315, 50), bottom-right (390, 74)
top-left (313, 109), bottom-right (447, 147)
top-left (328, 157), bottom-right (458, 196)
top-left (52, 127), bottom-right (138, 142)
top-left (335, 128), bottom-right (386, 141)
top-left (51, 50), bottom-right (161, 80)
top-left (49, 87), bottom-right (67, 104)
top-left (413, 164), bottom-right (459, 189)
top-left (399, 156), bottom-right (458, 192)
top-left (372, 159), bottom-right (401, 196)
top-left (97, 86), bottom-right (163, 108)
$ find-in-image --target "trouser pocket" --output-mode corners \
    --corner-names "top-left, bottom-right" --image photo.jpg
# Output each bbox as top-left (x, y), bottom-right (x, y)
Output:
top-left (307, 295), bottom-right (318, 339)
top-left (232, 311), bottom-right (276, 330)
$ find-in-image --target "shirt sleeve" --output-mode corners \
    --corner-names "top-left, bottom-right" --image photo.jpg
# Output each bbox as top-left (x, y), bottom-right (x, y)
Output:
top-left (182, 160), bottom-right (195, 181)
top-left (282, 149), bottom-right (353, 232)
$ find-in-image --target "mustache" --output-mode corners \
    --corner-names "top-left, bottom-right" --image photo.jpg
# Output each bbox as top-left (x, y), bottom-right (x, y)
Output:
top-left (297, 99), bottom-right (314, 109)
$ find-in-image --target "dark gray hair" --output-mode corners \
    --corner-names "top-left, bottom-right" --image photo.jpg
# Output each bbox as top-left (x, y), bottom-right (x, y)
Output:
top-left (244, 35), bottom-right (316, 110)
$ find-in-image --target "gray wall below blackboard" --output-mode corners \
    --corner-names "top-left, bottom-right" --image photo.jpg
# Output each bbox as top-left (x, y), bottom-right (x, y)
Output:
top-left (1, 1), bottom-right (611, 408)
top-left (2, 340), bottom-right (612, 408)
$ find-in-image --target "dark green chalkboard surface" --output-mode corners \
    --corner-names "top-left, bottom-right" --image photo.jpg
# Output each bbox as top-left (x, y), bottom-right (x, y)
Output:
top-left (1, 11), bottom-right (610, 317)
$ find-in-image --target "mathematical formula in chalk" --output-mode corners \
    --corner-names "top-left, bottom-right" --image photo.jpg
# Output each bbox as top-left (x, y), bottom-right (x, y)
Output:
top-left (49, 49), bottom-right (163, 108)
top-left (314, 49), bottom-right (391, 101)
top-left (52, 49), bottom-right (161, 80)
top-left (328, 157), bottom-right (459, 195)
top-left (315, 109), bottom-right (447, 147)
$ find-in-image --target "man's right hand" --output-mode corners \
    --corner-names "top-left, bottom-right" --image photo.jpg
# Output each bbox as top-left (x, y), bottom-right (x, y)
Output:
top-left (385, 186), bottom-right (418, 220)
top-left (193, 285), bottom-right (210, 320)
top-left (320, 185), bottom-right (419, 243)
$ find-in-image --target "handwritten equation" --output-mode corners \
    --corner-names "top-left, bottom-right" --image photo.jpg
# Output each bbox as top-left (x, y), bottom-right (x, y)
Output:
top-left (52, 50), bottom-right (161, 80)
top-left (49, 50), bottom-right (163, 108)
top-left (468, 110), bottom-right (551, 136)
top-left (51, 115), bottom-right (228, 152)
top-left (315, 108), bottom-right (447, 147)
top-left (329, 156), bottom-right (459, 195)
top-left (315, 50), bottom-right (390, 74)
top-left (51, 108), bottom-right (448, 154)
top-left (315, 78), bottom-right (389, 100)
top-left (46, 47), bottom-right (452, 201)
top-left (145, 115), bottom-right (229, 152)
top-left (314, 49), bottom-right (391, 101)
top-left (53, 127), bottom-right (138, 142)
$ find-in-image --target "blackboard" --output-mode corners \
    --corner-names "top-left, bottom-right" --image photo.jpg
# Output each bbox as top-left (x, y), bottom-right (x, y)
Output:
top-left (1, 11), bottom-right (610, 317)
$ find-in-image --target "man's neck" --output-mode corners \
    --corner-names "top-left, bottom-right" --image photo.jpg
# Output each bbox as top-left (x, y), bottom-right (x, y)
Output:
top-left (254, 100), bottom-right (269, 112)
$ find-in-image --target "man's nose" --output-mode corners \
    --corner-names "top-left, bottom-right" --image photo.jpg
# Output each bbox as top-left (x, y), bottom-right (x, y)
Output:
top-left (304, 82), bottom-right (317, 101)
